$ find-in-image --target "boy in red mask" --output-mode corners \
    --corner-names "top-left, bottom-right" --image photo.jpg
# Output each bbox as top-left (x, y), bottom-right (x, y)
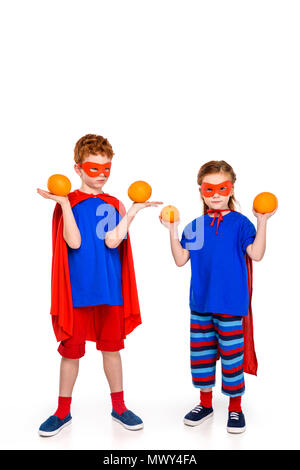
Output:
top-left (37, 134), bottom-right (162, 436)
top-left (160, 160), bottom-right (276, 433)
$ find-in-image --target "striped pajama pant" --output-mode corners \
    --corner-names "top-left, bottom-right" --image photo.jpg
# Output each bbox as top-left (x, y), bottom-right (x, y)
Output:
top-left (190, 311), bottom-right (245, 397)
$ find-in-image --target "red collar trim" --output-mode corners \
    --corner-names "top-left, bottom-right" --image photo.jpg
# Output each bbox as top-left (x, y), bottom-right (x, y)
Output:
top-left (205, 208), bottom-right (231, 235)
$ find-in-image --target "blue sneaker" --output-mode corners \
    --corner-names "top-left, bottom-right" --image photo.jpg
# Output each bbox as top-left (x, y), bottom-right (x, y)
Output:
top-left (227, 411), bottom-right (246, 434)
top-left (184, 404), bottom-right (214, 426)
top-left (111, 409), bottom-right (144, 430)
top-left (38, 413), bottom-right (72, 437)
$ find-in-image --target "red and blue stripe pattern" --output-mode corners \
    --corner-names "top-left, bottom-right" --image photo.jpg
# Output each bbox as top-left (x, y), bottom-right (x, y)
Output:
top-left (190, 311), bottom-right (245, 397)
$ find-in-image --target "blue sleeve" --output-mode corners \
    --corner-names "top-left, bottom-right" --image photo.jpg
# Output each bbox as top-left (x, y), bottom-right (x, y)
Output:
top-left (240, 217), bottom-right (256, 254)
top-left (180, 228), bottom-right (187, 249)
top-left (102, 205), bottom-right (122, 233)
top-left (180, 221), bottom-right (196, 250)
top-left (180, 219), bottom-right (204, 251)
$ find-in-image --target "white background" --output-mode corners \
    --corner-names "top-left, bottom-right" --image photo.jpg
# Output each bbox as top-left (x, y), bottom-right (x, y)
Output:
top-left (0, 0), bottom-right (299, 450)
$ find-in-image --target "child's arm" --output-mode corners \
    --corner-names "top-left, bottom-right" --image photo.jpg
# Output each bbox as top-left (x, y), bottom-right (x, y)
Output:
top-left (105, 201), bottom-right (163, 249)
top-left (246, 208), bottom-right (277, 261)
top-left (159, 217), bottom-right (190, 267)
top-left (60, 199), bottom-right (81, 249)
top-left (37, 189), bottom-right (81, 249)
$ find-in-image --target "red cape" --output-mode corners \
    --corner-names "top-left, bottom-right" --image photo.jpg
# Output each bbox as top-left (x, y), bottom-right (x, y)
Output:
top-left (50, 189), bottom-right (141, 342)
top-left (205, 209), bottom-right (258, 376)
top-left (212, 254), bottom-right (257, 376)
top-left (243, 254), bottom-right (258, 375)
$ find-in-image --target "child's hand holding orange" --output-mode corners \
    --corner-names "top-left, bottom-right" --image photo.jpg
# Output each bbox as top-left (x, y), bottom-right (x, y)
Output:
top-left (159, 205), bottom-right (180, 230)
top-left (37, 174), bottom-right (72, 205)
top-left (36, 188), bottom-right (69, 206)
top-left (252, 192), bottom-right (278, 221)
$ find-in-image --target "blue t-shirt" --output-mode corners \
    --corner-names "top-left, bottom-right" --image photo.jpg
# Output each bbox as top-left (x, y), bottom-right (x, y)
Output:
top-left (67, 197), bottom-right (123, 307)
top-left (180, 211), bottom-right (256, 316)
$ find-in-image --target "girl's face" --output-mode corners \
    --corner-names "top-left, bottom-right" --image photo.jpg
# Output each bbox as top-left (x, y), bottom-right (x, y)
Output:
top-left (200, 172), bottom-right (234, 210)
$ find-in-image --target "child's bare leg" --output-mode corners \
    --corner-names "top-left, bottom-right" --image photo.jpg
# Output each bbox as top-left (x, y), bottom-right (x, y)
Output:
top-left (59, 357), bottom-right (80, 396)
top-left (101, 350), bottom-right (143, 429)
top-left (38, 358), bottom-right (77, 435)
top-left (102, 350), bottom-right (130, 416)
top-left (101, 351), bottom-right (123, 393)
top-left (40, 357), bottom-right (79, 426)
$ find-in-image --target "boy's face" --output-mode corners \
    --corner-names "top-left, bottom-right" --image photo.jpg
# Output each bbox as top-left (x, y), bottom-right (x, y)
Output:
top-left (199, 172), bottom-right (234, 210)
top-left (75, 153), bottom-right (112, 191)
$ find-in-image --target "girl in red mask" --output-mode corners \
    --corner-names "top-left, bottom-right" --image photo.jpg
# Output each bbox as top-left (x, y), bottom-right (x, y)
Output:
top-left (160, 160), bottom-right (276, 433)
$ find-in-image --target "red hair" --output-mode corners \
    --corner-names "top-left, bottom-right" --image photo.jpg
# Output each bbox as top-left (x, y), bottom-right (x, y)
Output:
top-left (74, 134), bottom-right (114, 164)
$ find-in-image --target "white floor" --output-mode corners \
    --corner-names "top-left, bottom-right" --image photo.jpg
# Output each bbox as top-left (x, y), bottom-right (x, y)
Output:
top-left (2, 356), bottom-right (299, 451)
top-left (2, 211), bottom-right (299, 451)
top-left (2, 249), bottom-right (300, 451)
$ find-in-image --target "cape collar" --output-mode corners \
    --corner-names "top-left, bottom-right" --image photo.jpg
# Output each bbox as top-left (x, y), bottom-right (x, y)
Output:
top-left (205, 208), bottom-right (231, 235)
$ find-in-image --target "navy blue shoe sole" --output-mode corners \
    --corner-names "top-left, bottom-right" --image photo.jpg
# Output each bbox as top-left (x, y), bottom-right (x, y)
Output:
top-left (38, 418), bottom-right (72, 437)
top-left (184, 411), bottom-right (214, 427)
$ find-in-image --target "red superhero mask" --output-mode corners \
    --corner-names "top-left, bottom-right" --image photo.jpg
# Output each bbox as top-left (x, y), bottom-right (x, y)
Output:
top-left (78, 161), bottom-right (112, 178)
top-left (201, 180), bottom-right (233, 197)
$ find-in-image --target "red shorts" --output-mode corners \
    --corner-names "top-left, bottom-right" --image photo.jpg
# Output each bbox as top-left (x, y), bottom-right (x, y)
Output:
top-left (58, 305), bottom-right (125, 359)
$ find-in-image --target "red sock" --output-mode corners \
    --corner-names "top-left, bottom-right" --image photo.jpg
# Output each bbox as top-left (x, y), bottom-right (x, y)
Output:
top-left (111, 391), bottom-right (128, 415)
top-left (200, 390), bottom-right (213, 409)
top-left (229, 396), bottom-right (242, 412)
top-left (54, 396), bottom-right (72, 419)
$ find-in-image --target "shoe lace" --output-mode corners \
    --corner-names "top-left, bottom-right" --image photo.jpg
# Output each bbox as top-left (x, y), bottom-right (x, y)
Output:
top-left (229, 412), bottom-right (240, 420)
top-left (192, 405), bottom-right (203, 414)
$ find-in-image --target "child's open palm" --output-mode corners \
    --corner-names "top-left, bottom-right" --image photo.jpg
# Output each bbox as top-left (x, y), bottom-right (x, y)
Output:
top-left (36, 188), bottom-right (68, 205)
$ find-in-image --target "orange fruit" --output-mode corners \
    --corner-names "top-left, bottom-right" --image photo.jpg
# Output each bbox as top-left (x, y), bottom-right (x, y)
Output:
top-left (160, 205), bottom-right (180, 223)
top-left (253, 192), bottom-right (278, 214)
top-left (128, 180), bottom-right (152, 203)
top-left (47, 174), bottom-right (72, 196)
